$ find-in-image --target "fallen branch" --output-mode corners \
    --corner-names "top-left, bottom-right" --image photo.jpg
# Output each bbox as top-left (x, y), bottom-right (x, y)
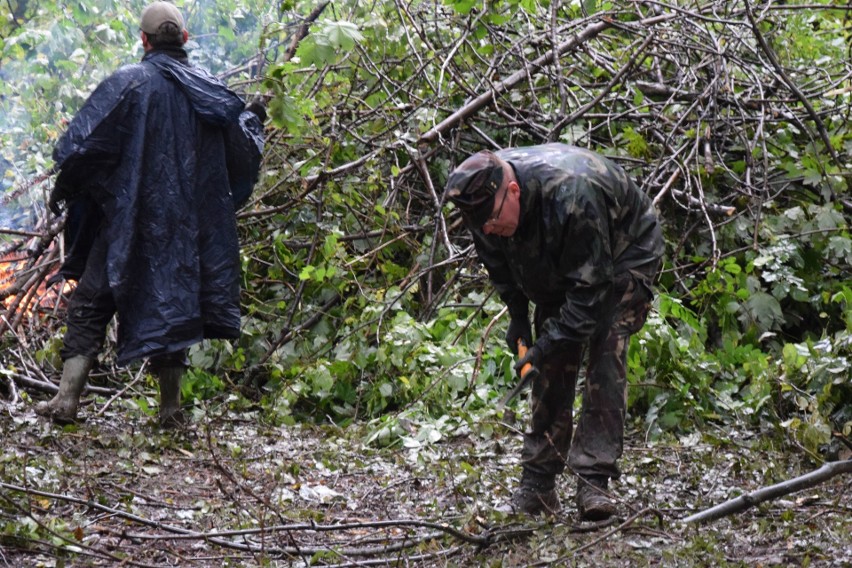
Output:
top-left (0, 166), bottom-right (55, 206)
top-left (682, 459), bottom-right (852, 524)
top-left (744, 1), bottom-right (844, 199)
top-left (5, 370), bottom-right (117, 397)
top-left (0, 479), bottom-right (522, 557)
top-left (569, 507), bottom-right (665, 556)
top-left (0, 486), bottom-right (159, 568)
top-left (418, 13), bottom-right (679, 146)
top-left (283, 2), bottom-right (329, 64)
top-left (94, 366), bottom-right (147, 417)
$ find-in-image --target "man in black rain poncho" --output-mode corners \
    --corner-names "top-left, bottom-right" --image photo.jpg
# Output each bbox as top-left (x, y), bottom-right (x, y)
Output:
top-left (36, 2), bottom-right (265, 427)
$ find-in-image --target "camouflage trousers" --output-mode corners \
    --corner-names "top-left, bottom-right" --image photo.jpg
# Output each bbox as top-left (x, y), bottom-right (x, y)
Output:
top-left (521, 261), bottom-right (660, 481)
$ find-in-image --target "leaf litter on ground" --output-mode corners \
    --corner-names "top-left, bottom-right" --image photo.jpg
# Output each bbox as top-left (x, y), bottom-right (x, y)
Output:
top-left (0, 395), bottom-right (849, 567)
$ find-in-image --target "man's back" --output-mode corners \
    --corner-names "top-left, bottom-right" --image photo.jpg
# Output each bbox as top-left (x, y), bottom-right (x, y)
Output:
top-left (52, 50), bottom-right (261, 364)
top-left (498, 143), bottom-right (660, 262)
top-left (37, 1), bottom-right (264, 428)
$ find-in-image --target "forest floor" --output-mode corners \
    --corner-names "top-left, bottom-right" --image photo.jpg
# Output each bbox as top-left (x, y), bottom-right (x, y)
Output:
top-left (1, 387), bottom-right (850, 567)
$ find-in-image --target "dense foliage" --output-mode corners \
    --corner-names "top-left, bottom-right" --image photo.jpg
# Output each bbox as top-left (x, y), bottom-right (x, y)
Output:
top-left (2, 0), bottom-right (850, 457)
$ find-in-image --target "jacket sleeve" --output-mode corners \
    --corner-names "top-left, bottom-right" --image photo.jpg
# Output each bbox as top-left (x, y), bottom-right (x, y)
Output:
top-left (224, 110), bottom-right (264, 209)
top-left (472, 232), bottom-right (530, 317)
top-left (540, 177), bottom-right (614, 346)
top-left (51, 68), bottom-right (135, 204)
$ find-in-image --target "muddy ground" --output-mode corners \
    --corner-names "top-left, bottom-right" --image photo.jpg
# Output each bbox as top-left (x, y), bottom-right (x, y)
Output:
top-left (1, 389), bottom-right (849, 567)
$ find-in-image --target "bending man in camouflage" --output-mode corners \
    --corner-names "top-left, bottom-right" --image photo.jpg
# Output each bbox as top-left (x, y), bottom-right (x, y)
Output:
top-left (445, 143), bottom-right (664, 520)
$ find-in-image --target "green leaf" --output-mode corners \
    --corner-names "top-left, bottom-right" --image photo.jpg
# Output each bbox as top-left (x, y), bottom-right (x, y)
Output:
top-left (519, 0), bottom-right (538, 14)
top-left (746, 292), bottom-right (784, 330)
top-left (622, 127), bottom-right (650, 158)
top-left (322, 20), bottom-right (364, 51)
top-left (444, 0), bottom-right (477, 15)
top-left (218, 25), bottom-right (236, 42)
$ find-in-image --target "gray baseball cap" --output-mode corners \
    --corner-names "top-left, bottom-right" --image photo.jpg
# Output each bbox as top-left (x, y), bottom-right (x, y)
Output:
top-left (140, 2), bottom-right (184, 34)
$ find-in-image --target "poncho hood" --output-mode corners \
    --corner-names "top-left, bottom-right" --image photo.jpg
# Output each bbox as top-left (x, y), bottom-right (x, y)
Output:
top-left (143, 51), bottom-right (244, 126)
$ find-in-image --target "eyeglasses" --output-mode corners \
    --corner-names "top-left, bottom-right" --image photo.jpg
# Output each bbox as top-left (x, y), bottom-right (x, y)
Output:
top-left (483, 187), bottom-right (508, 228)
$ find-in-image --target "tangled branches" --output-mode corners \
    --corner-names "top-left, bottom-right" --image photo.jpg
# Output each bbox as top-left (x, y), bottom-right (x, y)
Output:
top-left (0, 207), bottom-right (67, 339)
top-left (224, 1), bottom-right (852, 368)
top-left (3, 0), bottom-right (851, 384)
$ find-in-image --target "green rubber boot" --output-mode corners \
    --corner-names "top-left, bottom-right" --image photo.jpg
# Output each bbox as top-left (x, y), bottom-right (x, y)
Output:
top-left (156, 366), bottom-right (186, 428)
top-left (35, 355), bottom-right (94, 424)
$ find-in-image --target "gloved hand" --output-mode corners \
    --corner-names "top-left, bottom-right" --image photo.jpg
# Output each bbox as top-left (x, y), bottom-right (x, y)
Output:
top-left (513, 343), bottom-right (543, 379)
top-left (246, 98), bottom-right (267, 123)
top-left (48, 184), bottom-right (67, 216)
top-left (506, 317), bottom-right (532, 355)
top-left (48, 193), bottom-right (63, 216)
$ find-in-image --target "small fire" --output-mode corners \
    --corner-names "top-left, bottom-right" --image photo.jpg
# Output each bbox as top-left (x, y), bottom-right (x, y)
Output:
top-left (0, 253), bottom-right (27, 309)
top-left (1, 169), bottom-right (69, 328)
top-left (1, 250), bottom-right (75, 327)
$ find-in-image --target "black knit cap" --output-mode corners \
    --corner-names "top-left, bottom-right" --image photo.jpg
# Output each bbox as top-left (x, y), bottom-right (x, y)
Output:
top-left (444, 150), bottom-right (504, 227)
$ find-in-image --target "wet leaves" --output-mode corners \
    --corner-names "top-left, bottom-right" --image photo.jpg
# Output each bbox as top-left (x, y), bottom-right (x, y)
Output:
top-left (0, 399), bottom-right (849, 566)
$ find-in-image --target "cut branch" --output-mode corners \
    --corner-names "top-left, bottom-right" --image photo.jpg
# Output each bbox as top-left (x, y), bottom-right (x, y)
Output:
top-left (682, 460), bottom-right (852, 524)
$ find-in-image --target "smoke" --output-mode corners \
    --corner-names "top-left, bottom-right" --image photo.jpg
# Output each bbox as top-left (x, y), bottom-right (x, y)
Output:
top-left (1, 155), bottom-right (19, 228)
top-left (183, 0), bottom-right (268, 89)
top-left (0, 4), bottom-right (137, 232)
top-left (0, 22), bottom-right (64, 232)
top-left (0, 0), bottom-right (271, 232)
top-left (0, 67), bottom-right (45, 232)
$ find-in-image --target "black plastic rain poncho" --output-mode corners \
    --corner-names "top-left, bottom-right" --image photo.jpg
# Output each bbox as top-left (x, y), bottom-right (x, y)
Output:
top-left (51, 50), bottom-right (263, 365)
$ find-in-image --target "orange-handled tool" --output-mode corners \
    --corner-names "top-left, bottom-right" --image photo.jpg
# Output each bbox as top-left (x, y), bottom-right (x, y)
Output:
top-left (497, 339), bottom-right (540, 409)
top-left (516, 340), bottom-right (534, 379)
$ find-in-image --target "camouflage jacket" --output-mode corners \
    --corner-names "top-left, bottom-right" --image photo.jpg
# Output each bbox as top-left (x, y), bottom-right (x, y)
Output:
top-left (472, 143), bottom-right (664, 345)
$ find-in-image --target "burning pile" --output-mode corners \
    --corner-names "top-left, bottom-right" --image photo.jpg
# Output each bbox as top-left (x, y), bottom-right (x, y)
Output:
top-left (1, 166), bottom-right (77, 334)
top-left (1, 219), bottom-right (72, 334)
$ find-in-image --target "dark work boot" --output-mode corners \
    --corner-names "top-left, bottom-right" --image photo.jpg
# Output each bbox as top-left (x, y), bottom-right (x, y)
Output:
top-left (576, 475), bottom-right (616, 521)
top-left (35, 355), bottom-right (94, 424)
top-left (156, 366), bottom-right (186, 429)
top-left (500, 472), bottom-right (560, 516)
